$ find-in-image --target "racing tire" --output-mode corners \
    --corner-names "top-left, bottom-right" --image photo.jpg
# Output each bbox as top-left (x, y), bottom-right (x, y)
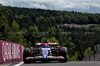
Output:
top-left (59, 47), bottom-right (67, 62)
top-left (23, 48), bottom-right (32, 63)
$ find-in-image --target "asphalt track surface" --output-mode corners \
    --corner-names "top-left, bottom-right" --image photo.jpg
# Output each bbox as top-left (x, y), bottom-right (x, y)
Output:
top-left (1, 61), bottom-right (100, 66)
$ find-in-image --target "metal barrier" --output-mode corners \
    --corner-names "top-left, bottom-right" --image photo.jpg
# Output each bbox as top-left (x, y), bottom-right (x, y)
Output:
top-left (0, 40), bottom-right (25, 64)
top-left (82, 54), bottom-right (100, 61)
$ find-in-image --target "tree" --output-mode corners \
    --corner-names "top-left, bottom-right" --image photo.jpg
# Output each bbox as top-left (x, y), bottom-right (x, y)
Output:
top-left (68, 52), bottom-right (79, 61)
top-left (7, 20), bottom-right (26, 46)
top-left (56, 15), bottom-right (64, 24)
top-left (36, 16), bottom-right (48, 31)
top-left (64, 14), bottom-right (71, 24)
top-left (48, 27), bottom-right (57, 38)
top-left (0, 4), bottom-right (10, 40)
top-left (47, 37), bottom-right (58, 43)
top-left (24, 25), bottom-right (41, 46)
top-left (50, 16), bottom-right (56, 26)
top-left (88, 15), bottom-right (98, 24)
top-left (84, 47), bottom-right (93, 58)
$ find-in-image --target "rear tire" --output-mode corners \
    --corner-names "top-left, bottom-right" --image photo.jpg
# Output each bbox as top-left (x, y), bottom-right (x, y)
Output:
top-left (59, 47), bottom-right (67, 62)
top-left (23, 48), bottom-right (32, 63)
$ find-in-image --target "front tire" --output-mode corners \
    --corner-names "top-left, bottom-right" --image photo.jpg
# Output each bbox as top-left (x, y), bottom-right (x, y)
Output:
top-left (59, 47), bottom-right (67, 62)
top-left (23, 48), bottom-right (32, 63)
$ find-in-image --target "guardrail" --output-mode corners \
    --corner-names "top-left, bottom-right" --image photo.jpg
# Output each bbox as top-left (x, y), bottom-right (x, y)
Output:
top-left (81, 54), bottom-right (100, 61)
top-left (0, 40), bottom-right (25, 64)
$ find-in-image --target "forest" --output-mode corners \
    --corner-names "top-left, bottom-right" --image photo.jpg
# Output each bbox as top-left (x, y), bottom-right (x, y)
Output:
top-left (0, 4), bottom-right (100, 61)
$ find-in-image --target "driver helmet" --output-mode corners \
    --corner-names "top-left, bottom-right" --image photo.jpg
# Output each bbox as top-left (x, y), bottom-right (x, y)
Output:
top-left (46, 45), bottom-right (49, 48)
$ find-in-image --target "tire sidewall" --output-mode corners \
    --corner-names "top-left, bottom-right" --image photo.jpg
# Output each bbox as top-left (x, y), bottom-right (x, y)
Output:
top-left (59, 47), bottom-right (67, 62)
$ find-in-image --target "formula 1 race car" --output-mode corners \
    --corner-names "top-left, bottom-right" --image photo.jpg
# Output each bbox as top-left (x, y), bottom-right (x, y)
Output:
top-left (23, 43), bottom-right (67, 63)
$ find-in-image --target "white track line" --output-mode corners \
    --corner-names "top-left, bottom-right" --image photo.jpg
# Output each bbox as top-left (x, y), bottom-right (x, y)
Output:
top-left (14, 62), bottom-right (24, 66)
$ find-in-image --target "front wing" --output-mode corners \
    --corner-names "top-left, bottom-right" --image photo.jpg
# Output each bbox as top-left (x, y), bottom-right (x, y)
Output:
top-left (26, 56), bottom-right (64, 61)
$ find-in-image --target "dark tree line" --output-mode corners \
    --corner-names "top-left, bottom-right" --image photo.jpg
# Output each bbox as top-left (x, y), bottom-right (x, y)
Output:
top-left (4, 6), bottom-right (100, 31)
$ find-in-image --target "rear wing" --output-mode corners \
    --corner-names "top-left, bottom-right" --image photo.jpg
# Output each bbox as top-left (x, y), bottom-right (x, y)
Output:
top-left (35, 43), bottom-right (59, 45)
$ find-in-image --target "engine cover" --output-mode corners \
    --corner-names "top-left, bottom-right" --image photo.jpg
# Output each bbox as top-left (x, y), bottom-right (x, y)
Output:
top-left (41, 48), bottom-right (50, 58)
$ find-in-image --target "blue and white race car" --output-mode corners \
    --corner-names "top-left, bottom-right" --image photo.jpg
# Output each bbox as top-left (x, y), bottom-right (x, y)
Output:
top-left (23, 43), bottom-right (67, 63)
